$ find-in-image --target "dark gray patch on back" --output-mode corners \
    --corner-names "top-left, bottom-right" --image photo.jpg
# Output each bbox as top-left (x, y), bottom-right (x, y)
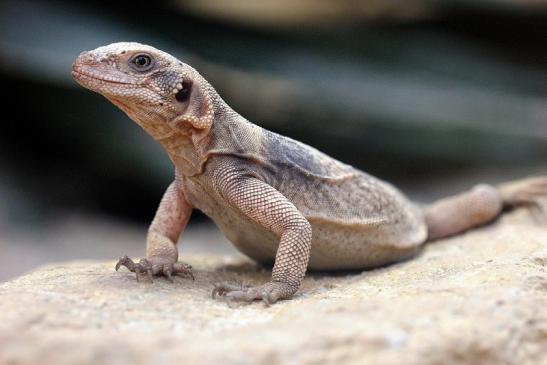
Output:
top-left (264, 129), bottom-right (354, 180)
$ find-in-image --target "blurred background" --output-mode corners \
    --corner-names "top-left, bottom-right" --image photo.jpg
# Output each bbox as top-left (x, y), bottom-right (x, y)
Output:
top-left (0, 0), bottom-right (546, 281)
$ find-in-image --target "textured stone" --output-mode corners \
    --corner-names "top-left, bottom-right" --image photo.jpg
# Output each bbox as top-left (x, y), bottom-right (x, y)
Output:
top-left (1, 210), bottom-right (547, 365)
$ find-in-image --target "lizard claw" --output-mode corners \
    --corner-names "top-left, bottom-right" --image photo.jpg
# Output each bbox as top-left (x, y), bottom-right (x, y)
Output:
top-left (138, 258), bottom-right (154, 282)
top-left (163, 265), bottom-right (173, 283)
top-left (115, 255), bottom-right (194, 282)
top-left (115, 255), bottom-right (131, 271)
top-left (172, 262), bottom-right (195, 280)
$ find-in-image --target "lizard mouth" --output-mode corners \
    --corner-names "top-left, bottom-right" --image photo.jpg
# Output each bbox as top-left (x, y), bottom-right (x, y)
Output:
top-left (71, 62), bottom-right (164, 106)
top-left (71, 69), bottom-right (133, 86)
top-left (71, 60), bottom-right (137, 87)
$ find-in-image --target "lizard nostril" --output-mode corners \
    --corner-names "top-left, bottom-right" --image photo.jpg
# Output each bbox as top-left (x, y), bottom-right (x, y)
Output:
top-left (75, 51), bottom-right (100, 67)
top-left (79, 51), bottom-right (91, 60)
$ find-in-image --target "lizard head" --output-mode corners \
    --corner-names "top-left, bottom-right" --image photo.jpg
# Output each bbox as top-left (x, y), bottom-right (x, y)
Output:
top-left (72, 42), bottom-right (215, 140)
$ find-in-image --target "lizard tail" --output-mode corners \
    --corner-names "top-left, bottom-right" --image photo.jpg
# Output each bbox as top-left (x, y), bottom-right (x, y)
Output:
top-left (423, 176), bottom-right (547, 241)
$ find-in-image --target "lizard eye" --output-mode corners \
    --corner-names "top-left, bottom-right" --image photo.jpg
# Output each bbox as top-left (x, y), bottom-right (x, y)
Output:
top-left (130, 54), bottom-right (154, 71)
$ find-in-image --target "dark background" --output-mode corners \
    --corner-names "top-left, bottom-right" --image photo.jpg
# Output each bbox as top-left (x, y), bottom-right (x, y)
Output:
top-left (1, 0), bottom-right (546, 280)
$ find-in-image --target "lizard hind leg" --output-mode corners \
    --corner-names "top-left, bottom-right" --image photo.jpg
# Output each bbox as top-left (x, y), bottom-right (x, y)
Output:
top-left (424, 176), bottom-right (547, 241)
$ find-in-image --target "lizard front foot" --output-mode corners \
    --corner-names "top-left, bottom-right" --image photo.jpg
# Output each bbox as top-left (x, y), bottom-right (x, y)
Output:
top-left (115, 255), bottom-right (194, 282)
top-left (212, 281), bottom-right (297, 305)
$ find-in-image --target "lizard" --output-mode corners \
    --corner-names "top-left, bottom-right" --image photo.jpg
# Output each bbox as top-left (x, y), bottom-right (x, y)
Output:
top-left (72, 42), bottom-right (547, 304)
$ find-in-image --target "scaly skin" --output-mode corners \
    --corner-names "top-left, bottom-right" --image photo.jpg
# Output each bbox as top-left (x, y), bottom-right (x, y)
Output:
top-left (72, 42), bottom-right (547, 304)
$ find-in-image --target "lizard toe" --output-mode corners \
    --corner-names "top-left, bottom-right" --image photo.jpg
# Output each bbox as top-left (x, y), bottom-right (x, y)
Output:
top-left (115, 255), bottom-right (133, 272)
top-left (173, 262), bottom-right (194, 280)
top-left (212, 282), bottom-right (250, 299)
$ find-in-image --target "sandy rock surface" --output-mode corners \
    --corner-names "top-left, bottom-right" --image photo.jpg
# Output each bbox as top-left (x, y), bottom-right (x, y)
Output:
top-left (1, 210), bottom-right (547, 365)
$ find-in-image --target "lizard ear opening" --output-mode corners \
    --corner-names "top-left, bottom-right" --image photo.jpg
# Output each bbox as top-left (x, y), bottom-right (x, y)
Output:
top-left (175, 80), bottom-right (191, 103)
top-left (171, 76), bottom-right (214, 131)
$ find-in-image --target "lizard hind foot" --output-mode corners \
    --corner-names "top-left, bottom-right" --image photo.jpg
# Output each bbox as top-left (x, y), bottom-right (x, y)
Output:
top-left (498, 176), bottom-right (547, 207)
top-left (115, 255), bottom-right (194, 282)
top-left (212, 281), bottom-right (296, 305)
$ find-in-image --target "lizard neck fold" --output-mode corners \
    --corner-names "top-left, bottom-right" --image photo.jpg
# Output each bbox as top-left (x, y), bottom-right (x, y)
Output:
top-left (160, 101), bottom-right (271, 177)
top-left (158, 128), bottom-right (205, 177)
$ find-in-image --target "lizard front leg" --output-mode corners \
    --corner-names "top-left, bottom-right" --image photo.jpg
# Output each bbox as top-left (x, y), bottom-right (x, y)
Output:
top-left (116, 176), bottom-right (193, 282)
top-left (211, 174), bottom-right (312, 304)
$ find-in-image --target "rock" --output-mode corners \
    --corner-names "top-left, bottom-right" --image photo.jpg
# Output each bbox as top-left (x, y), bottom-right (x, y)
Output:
top-left (1, 210), bottom-right (547, 365)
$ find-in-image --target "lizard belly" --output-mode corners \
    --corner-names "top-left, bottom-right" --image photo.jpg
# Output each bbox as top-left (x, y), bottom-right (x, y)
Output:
top-left (215, 213), bottom-right (280, 265)
top-left (211, 214), bottom-right (426, 270)
top-left (306, 219), bottom-right (425, 270)
top-left (210, 205), bottom-right (426, 270)
top-left (183, 173), bottom-right (427, 270)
